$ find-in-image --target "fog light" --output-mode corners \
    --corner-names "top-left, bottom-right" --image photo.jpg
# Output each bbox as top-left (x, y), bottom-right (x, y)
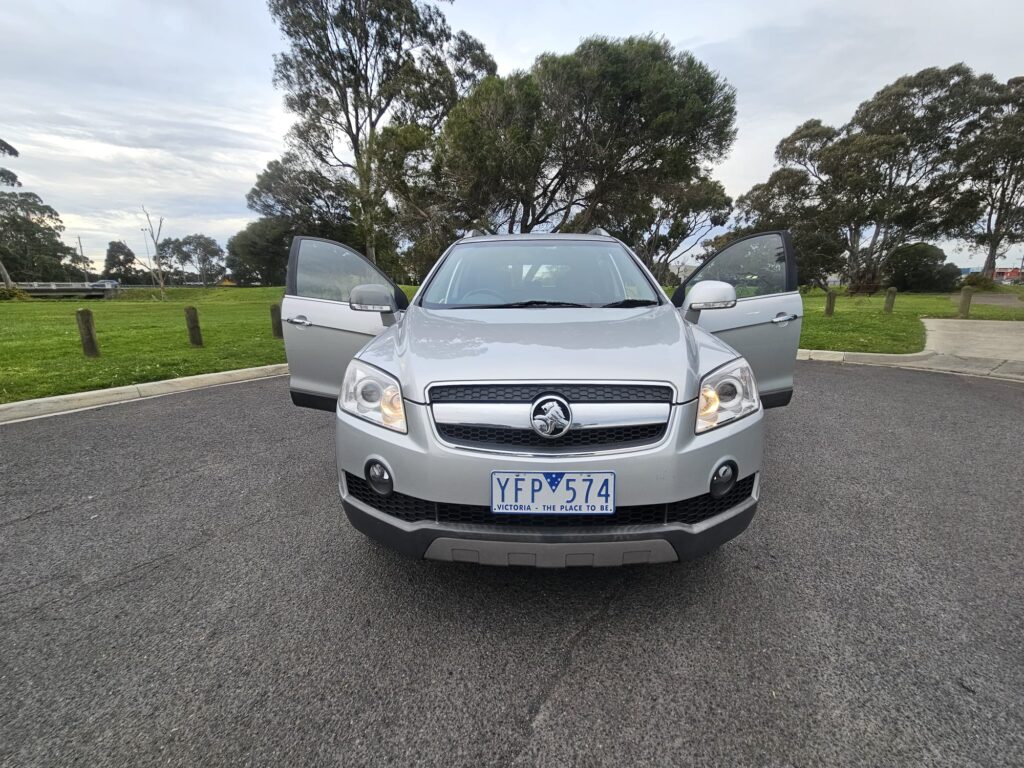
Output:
top-left (365, 460), bottom-right (393, 496)
top-left (709, 461), bottom-right (737, 499)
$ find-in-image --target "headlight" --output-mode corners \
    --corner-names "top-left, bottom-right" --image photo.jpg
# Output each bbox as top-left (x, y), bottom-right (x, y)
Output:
top-left (695, 359), bottom-right (759, 433)
top-left (340, 360), bottom-right (407, 433)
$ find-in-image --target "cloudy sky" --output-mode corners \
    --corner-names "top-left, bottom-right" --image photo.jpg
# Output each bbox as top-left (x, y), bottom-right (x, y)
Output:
top-left (2, 0), bottom-right (1023, 268)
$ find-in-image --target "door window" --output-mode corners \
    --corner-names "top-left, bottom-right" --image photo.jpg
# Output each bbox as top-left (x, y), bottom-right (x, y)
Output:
top-left (293, 239), bottom-right (390, 302)
top-left (687, 233), bottom-right (789, 298)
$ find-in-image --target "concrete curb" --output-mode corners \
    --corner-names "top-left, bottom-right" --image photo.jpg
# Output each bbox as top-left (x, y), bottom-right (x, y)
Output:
top-left (797, 348), bottom-right (1024, 383)
top-left (0, 364), bottom-right (289, 424)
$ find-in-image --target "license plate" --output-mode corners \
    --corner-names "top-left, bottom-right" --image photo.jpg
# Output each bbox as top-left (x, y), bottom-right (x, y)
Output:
top-left (490, 471), bottom-right (615, 514)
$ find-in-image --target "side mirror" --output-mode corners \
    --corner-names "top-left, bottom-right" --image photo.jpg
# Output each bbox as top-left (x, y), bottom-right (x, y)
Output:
top-left (681, 280), bottom-right (737, 323)
top-left (349, 283), bottom-right (397, 314)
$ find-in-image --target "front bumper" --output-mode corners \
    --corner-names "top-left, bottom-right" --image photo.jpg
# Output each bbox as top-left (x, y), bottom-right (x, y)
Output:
top-left (335, 399), bottom-right (764, 566)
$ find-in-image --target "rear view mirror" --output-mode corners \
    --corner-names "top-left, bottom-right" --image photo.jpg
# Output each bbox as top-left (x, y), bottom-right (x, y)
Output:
top-left (682, 280), bottom-right (737, 322)
top-left (349, 283), bottom-right (397, 314)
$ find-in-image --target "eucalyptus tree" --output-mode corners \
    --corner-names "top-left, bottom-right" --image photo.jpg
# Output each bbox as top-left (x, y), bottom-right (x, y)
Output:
top-left (265, 0), bottom-right (494, 263)
top-left (955, 76), bottom-right (1024, 278)
top-left (743, 65), bottom-right (984, 290)
top-left (439, 36), bottom-right (736, 235)
top-left (601, 176), bottom-right (732, 285)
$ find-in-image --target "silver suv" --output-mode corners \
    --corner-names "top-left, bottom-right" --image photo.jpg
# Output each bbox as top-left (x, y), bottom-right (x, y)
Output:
top-left (282, 231), bottom-right (802, 567)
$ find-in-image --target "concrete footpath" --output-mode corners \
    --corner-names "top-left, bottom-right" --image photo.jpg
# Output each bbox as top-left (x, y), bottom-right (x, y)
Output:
top-left (0, 364), bottom-right (289, 424)
top-left (800, 319), bottom-right (1024, 382)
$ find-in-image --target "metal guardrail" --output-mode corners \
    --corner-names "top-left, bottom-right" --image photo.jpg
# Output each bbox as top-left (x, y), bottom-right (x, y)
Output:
top-left (16, 282), bottom-right (117, 298)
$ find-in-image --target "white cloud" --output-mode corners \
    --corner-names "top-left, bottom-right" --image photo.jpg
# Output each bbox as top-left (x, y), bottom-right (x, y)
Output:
top-left (2, 0), bottom-right (1022, 269)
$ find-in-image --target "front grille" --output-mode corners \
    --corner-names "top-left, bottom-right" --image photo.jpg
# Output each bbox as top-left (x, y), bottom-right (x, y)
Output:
top-left (429, 383), bottom-right (673, 403)
top-left (344, 472), bottom-right (756, 528)
top-left (436, 423), bottom-right (666, 452)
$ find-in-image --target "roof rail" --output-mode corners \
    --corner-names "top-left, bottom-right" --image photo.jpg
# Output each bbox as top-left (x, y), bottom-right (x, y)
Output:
top-left (588, 227), bottom-right (611, 237)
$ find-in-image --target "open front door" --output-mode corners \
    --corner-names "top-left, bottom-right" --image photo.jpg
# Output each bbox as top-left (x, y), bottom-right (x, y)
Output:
top-left (672, 231), bottom-right (802, 408)
top-left (283, 237), bottom-right (409, 411)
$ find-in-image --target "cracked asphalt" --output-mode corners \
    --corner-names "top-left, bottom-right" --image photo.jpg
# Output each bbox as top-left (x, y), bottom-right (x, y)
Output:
top-left (1, 362), bottom-right (1022, 767)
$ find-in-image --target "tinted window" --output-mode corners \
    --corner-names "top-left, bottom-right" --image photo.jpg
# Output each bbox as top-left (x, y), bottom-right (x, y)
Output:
top-left (419, 240), bottom-right (660, 308)
top-left (294, 239), bottom-right (387, 302)
top-left (689, 233), bottom-right (788, 298)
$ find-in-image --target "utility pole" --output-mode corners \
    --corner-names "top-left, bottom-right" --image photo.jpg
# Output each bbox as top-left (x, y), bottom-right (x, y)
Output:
top-left (77, 236), bottom-right (89, 282)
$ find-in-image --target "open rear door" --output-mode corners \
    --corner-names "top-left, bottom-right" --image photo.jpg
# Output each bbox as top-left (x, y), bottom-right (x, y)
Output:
top-left (672, 231), bottom-right (802, 408)
top-left (282, 237), bottom-right (409, 411)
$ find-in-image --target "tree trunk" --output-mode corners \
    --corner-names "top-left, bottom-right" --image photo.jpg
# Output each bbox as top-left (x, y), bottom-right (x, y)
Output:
top-left (366, 243), bottom-right (376, 264)
top-left (0, 257), bottom-right (14, 289)
top-left (981, 239), bottom-right (1000, 279)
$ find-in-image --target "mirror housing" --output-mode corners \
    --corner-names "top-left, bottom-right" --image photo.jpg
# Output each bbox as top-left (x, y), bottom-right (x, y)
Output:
top-left (349, 283), bottom-right (398, 314)
top-left (681, 280), bottom-right (737, 323)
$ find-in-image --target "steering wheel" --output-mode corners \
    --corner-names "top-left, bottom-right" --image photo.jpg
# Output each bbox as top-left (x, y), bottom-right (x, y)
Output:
top-left (460, 289), bottom-right (505, 303)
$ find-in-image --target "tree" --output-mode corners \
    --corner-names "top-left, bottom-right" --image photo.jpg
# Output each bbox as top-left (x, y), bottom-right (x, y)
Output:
top-left (0, 191), bottom-right (77, 282)
top-left (439, 36), bottom-right (736, 234)
top-left (758, 65), bottom-right (984, 290)
top-left (226, 217), bottom-right (293, 285)
top-left (102, 241), bottom-right (139, 282)
top-left (182, 234), bottom-right (225, 286)
top-left (955, 77), bottom-right (1024, 278)
top-left (725, 167), bottom-right (846, 289)
top-left (266, 0), bottom-right (494, 262)
top-left (602, 176), bottom-right (731, 285)
top-left (885, 242), bottom-right (960, 292)
top-left (0, 137), bottom-right (21, 287)
top-left (0, 138), bottom-right (19, 189)
top-left (141, 206), bottom-right (169, 298)
top-left (247, 153), bottom-right (360, 245)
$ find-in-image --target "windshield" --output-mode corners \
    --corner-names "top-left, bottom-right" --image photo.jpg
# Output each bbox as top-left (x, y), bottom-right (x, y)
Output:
top-left (419, 240), bottom-right (661, 309)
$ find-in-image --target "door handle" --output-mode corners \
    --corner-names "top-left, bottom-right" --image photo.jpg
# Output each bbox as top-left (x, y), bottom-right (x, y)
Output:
top-left (771, 313), bottom-right (798, 324)
top-left (284, 316), bottom-right (312, 327)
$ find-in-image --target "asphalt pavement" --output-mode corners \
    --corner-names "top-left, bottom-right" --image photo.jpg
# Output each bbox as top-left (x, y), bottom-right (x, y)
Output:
top-left (1, 363), bottom-right (1022, 767)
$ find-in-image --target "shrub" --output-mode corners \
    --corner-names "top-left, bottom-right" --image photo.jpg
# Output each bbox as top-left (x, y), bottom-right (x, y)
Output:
top-left (885, 243), bottom-right (960, 292)
top-left (0, 287), bottom-right (31, 301)
top-left (962, 273), bottom-right (996, 290)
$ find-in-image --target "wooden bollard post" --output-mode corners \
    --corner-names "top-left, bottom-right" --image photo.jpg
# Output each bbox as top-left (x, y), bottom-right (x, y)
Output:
top-left (824, 290), bottom-right (837, 317)
top-left (76, 308), bottom-right (100, 357)
top-left (270, 303), bottom-right (283, 339)
top-left (958, 287), bottom-right (974, 319)
top-left (184, 306), bottom-right (203, 347)
top-left (884, 286), bottom-right (897, 313)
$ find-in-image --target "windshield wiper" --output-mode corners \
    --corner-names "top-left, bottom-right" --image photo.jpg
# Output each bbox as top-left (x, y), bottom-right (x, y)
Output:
top-left (460, 300), bottom-right (590, 309)
top-left (601, 298), bottom-right (659, 308)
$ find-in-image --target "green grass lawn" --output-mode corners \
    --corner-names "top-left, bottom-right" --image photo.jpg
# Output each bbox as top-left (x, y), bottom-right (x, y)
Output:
top-left (1, 285), bottom-right (1021, 403)
top-left (0, 287), bottom-right (287, 404)
top-left (799, 290), bottom-right (1024, 353)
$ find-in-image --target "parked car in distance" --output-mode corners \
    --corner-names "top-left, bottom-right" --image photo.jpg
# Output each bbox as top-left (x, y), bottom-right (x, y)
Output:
top-left (282, 230), bottom-right (802, 567)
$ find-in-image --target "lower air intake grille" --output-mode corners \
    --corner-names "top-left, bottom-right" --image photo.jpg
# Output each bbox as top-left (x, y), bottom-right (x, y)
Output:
top-left (344, 472), bottom-right (756, 528)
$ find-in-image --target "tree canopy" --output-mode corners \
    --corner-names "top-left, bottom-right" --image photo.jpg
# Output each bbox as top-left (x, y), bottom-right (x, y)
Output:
top-left (737, 64), bottom-right (1022, 288)
top-left (265, 0), bottom-right (494, 264)
top-left (102, 241), bottom-right (139, 283)
top-left (0, 191), bottom-right (77, 283)
top-left (439, 35), bottom-right (736, 234)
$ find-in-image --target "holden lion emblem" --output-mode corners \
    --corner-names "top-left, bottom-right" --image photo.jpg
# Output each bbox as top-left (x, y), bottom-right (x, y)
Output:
top-left (531, 395), bottom-right (572, 439)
